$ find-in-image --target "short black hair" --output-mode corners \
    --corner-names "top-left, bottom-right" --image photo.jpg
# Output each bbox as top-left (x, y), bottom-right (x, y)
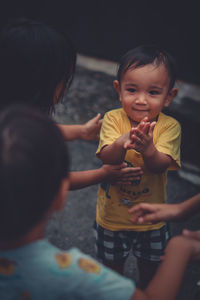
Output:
top-left (0, 105), bottom-right (70, 241)
top-left (117, 45), bottom-right (177, 90)
top-left (0, 18), bottom-right (76, 113)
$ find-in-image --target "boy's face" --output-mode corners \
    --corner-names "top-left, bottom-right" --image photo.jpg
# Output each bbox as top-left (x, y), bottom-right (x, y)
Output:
top-left (114, 63), bottom-right (177, 125)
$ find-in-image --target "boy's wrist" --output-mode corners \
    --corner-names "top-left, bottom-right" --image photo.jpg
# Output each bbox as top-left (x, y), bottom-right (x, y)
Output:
top-left (142, 142), bottom-right (156, 158)
top-left (118, 132), bottom-right (130, 146)
top-left (115, 134), bottom-right (129, 157)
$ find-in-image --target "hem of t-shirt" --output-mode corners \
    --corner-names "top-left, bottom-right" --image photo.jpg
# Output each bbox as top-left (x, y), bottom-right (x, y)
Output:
top-left (96, 218), bottom-right (166, 232)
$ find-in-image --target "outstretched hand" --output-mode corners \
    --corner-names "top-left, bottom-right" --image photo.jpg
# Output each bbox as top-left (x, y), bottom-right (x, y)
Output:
top-left (129, 203), bottom-right (183, 224)
top-left (82, 113), bottom-right (102, 141)
top-left (181, 230), bottom-right (200, 260)
top-left (102, 162), bottom-right (143, 185)
top-left (163, 235), bottom-right (200, 262)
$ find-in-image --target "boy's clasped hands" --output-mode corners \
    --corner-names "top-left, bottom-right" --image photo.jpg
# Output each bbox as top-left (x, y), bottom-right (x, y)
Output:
top-left (124, 116), bottom-right (156, 155)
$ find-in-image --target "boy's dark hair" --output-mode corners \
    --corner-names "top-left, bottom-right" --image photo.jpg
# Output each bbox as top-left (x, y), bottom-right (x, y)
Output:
top-left (117, 45), bottom-right (177, 90)
top-left (0, 105), bottom-right (69, 241)
top-left (0, 18), bottom-right (76, 114)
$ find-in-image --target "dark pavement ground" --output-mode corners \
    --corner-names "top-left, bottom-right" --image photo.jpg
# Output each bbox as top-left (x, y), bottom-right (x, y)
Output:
top-left (46, 66), bottom-right (200, 300)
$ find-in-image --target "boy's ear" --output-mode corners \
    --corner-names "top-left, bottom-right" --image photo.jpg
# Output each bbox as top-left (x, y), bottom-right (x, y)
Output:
top-left (113, 80), bottom-right (123, 102)
top-left (164, 87), bottom-right (178, 107)
top-left (50, 177), bottom-right (70, 212)
top-left (113, 80), bottom-right (120, 94)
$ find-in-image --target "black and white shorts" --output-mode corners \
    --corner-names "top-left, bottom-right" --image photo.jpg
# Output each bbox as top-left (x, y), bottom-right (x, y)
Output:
top-left (93, 221), bottom-right (170, 262)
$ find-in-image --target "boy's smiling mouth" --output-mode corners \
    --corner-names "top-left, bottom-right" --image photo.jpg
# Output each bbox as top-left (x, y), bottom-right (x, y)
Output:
top-left (132, 108), bottom-right (149, 112)
top-left (134, 109), bottom-right (148, 111)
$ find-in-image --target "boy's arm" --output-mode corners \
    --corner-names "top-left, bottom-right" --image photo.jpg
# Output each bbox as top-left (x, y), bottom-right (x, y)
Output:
top-left (99, 132), bottom-right (130, 164)
top-left (129, 193), bottom-right (200, 224)
top-left (132, 235), bottom-right (200, 300)
top-left (58, 113), bottom-right (102, 141)
top-left (99, 123), bottom-right (171, 171)
top-left (69, 163), bottom-right (142, 190)
top-left (97, 110), bottom-right (137, 165)
top-left (128, 118), bottom-right (177, 173)
top-left (142, 143), bottom-right (173, 173)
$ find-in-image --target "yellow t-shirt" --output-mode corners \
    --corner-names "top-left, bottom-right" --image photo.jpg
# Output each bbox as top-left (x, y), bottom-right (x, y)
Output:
top-left (96, 108), bottom-right (181, 231)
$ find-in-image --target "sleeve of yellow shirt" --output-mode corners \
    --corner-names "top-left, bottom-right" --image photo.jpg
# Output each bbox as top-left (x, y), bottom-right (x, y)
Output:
top-left (154, 117), bottom-right (181, 170)
top-left (96, 110), bottom-right (123, 156)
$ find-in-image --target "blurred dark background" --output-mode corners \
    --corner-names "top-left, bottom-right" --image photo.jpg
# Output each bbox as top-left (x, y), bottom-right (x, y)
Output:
top-left (0, 0), bottom-right (200, 84)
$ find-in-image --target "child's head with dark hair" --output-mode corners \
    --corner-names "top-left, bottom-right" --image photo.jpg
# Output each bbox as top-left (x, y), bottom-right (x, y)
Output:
top-left (114, 45), bottom-right (178, 126)
top-left (0, 18), bottom-right (76, 113)
top-left (116, 45), bottom-right (177, 90)
top-left (0, 105), bottom-right (70, 242)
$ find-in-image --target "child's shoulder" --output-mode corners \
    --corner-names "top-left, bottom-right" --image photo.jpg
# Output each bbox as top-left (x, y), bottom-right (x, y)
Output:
top-left (158, 112), bottom-right (181, 128)
top-left (104, 108), bottom-right (127, 120)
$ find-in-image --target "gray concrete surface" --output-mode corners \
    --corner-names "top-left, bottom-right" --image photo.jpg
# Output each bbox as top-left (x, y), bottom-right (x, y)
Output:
top-left (46, 65), bottom-right (200, 300)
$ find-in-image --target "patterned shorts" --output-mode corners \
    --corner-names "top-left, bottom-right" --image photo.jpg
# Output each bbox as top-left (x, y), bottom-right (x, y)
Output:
top-left (93, 221), bottom-right (171, 262)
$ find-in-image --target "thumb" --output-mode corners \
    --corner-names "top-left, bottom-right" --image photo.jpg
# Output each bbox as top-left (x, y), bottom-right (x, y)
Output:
top-left (94, 113), bottom-right (102, 123)
top-left (119, 162), bottom-right (128, 168)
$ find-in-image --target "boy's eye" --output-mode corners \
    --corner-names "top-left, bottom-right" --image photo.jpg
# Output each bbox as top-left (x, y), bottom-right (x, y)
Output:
top-left (127, 88), bottom-right (136, 93)
top-left (149, 90), bottom-right (159, 95)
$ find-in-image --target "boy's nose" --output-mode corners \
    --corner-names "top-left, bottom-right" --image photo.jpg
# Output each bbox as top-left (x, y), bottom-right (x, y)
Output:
top-left (135, 94), bottom-right (147, 104)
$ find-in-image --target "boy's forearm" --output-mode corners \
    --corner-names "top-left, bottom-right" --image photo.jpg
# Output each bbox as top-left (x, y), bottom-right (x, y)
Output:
top-left (99, 136), bottom-right (127, 164)
top-left (142, 144), bottom-right (172, 173)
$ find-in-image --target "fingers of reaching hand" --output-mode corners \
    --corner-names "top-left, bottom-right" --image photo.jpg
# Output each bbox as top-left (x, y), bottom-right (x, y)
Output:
top-left (181, 231), bottom-right (200, 259)
top-left (118, 175), bottom-right (142, 185)
top-left (95, 113), bottom-right (103, 126)
top-left (93, 113), bottom-right (102, 130)
top-left (120, 166), bottom-right (142, 179)
top-left (129, 203), bottom-right (160, 224)
top-left (120, 166), bottom-right (143, 174)
top-left (86, 113), bottom-right (102, 140)
top-left (93, 113), bottom-right (101, 122)
top-left (112, 165), bottom-right (143, 185)
top-left (182, 229), bottom-right (200, 240)
top-left (129, 203), bottom-right (157, 214)
top-left (131, 211), bottom-right (146, 224)
top-left (123, 139), bottom-right (135, 149)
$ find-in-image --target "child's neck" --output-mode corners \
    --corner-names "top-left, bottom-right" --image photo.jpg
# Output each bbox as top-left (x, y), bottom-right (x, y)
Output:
top-left (0, 220), bottom-right (46, 251)
top-left (128, 117), bottom-right (140, 128)
top-left (128, 115), bottom-right (159, 127)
